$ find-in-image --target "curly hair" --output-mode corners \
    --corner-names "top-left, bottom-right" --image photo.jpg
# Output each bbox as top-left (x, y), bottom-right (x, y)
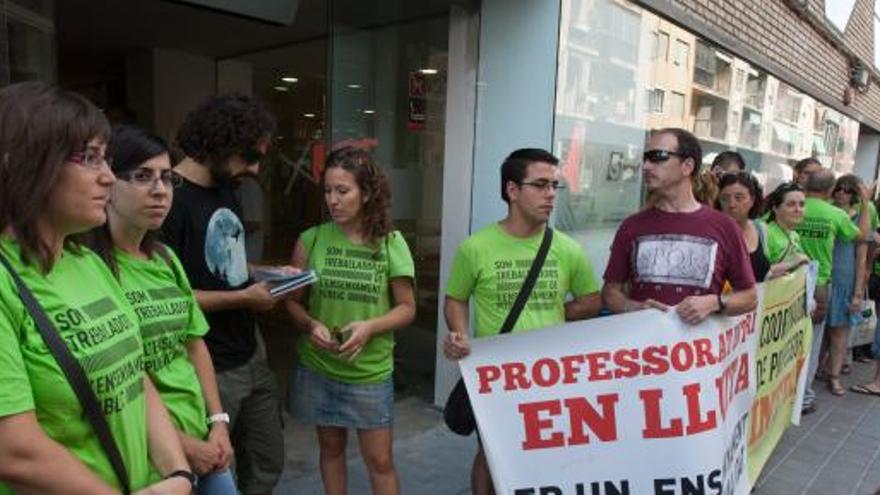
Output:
top-left (323, 147), bottom-right (392, 247)
top-left (175, 93), bottom-right (275, 169)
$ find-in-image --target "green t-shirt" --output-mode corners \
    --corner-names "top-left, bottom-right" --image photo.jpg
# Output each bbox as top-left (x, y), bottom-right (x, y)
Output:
top-left (297, 223), bottom-right (415, 384)
top-left (765, 221), bottom-right (804, 264)
top-left (0, 238), bottom-right (151, 493)
top-left (794, 197), bottom-right (860, 285)
top-left (446, 224), bottom-right (599, 339)
top-left (115, 247), bottom-right (210, 441)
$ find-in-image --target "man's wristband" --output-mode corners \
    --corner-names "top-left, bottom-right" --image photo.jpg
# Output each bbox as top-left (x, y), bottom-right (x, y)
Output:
top-left (165, 469), bottom-right (195, 491)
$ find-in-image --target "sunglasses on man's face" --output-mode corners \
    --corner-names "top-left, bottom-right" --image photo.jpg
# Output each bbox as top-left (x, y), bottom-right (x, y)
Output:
top-left (239, 147), bottom-right (265, 165)
top-left (642, 149), bottom-right (685, 164)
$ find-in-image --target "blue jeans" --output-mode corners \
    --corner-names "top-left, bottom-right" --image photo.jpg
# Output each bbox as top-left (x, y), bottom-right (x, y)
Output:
top-left (197, 469), bottom-right (238, 495)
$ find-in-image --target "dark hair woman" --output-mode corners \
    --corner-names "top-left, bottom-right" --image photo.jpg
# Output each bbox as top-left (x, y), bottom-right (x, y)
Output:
top-left (285, 146), bottom-right (416, 495)
top-left (764, 182), bottom-right (810, 277)
top-left (0, 82), bottom-right (190, 494)
top-left (84, 125), bottom-right (236, 494)
top-left (715, 172), bottom-right (770, 280)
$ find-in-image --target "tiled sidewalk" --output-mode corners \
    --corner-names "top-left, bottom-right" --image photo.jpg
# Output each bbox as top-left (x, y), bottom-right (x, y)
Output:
top-left (274, 362), bottom-right (880, 495)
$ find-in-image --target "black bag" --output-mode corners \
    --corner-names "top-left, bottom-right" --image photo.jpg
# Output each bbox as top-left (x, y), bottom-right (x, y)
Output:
top-left (869, 273), bottom-right (880, 301)
top-left (443, 228), bottom-right (554, 436)
top-left (0, 252), bottom-right (132, 494)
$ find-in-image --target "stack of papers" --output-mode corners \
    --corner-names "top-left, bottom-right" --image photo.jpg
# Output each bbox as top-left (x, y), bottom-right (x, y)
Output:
top-left (253, 268), bottom-right (318, 298)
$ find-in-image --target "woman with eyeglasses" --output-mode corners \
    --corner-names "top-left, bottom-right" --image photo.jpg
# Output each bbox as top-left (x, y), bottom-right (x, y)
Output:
top-left (818, 174), bottom-right (871, 396)
top-left (83, 125), bottom-right (236, 494)
top-left (0, 83), bottom-right (191, 494)
top-left (286, 146), bottom-right (416, 495)
top-left (715, 171), bottom-right (771, 281)
top-left (764, 182), bottom-right (810, 276)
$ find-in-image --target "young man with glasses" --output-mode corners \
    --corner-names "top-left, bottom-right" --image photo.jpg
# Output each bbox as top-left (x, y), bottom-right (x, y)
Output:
top-left (443, 148), bottom-right (602, 495)
top-left (603, 128), bottom-right (757, 326)
top-left (161, 94), bottom-right (285, 495)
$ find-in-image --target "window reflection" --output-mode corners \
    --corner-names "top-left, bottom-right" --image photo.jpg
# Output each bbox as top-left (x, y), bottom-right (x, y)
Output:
top-left (554, 0), bottom-right (861, 274)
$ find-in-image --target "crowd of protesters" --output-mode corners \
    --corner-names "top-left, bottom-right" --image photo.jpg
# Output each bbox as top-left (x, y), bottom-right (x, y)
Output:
top-left (2, 78), bottom-right (880, 495)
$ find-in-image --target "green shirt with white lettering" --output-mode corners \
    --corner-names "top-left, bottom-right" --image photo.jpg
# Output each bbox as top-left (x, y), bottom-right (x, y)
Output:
top-left (446, 224), bottom-right (600, 339)
top-left (794, 197), bottom-right (860, 285)
top-left (114, 247), bottom-right (210, 441)
top-left (297, 222), bottom-right (415, 384)
top-left (0, 237), bottom-right (151, 493)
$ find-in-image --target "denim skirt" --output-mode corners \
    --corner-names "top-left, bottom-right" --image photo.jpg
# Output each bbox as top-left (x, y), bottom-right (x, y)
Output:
top-left (289, 365), bottom-right (394, 429)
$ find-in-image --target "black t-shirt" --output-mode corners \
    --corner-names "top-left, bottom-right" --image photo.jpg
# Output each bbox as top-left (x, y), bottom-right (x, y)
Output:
top-left (162, 177), bottom-right (255, 371)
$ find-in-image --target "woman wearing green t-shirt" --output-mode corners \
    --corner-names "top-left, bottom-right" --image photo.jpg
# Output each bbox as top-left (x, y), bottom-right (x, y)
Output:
top-left (286, 147), bottom-right (416, 495)
top-left (84, 125), bottom-right (236, 494)
top-left (764, 182), bottom-right (810, 277)
top-left (0, 83), bottom-right (191, 494)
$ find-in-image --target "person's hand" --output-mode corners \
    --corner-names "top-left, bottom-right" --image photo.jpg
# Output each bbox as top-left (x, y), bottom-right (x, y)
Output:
top-left (132, 475), bottom-right (193, 495)
top-left (338, 321), bottom-right (374, 361)
top-left (183, 435), bottom-right (221, 476)
top-left (241, 282), bottom-right (275, 312)
top-left (308, 320), bottom-right (339, 352)
top-left (676, 294), bottom-right (718, 325)
top-left (207, 422), bottom-right (233, 471)
top-left (274, 265), bottom-right (302, 276)
top-left (850, 293), bottom-right (864, 314)
top-left (859, 183), bottom-right (872, 203)
top-left (443, 332), bottom-right (471, 360)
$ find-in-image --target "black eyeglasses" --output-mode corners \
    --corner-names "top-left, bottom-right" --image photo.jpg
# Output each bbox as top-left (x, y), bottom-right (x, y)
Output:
top-left (519, 180), bottom-right (565, 192)
top-left (239, 147), bottom-right (265, 165)
top-left (117, 168), bottom-right (183, 189)
top-left (643, 149), bottom-right (685, 164)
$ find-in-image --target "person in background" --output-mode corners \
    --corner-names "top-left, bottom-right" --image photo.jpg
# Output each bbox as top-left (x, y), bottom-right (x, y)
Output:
top-left (286, 147), bottom-right (416, 495)
top-left (715, 171), bottom-right (770, 281)
top-left (0, 82), bottom-right (191, 494)
top-left (710, 150), bottom-right (746, 178)
top-left (763, 182), bottom-right (810, 275)
top-left (820, 174), bottom-right (871, 396)
top-left (162, 93), bottom-right (286, 495)
top-left (85, 125), bottom-right (236, 493)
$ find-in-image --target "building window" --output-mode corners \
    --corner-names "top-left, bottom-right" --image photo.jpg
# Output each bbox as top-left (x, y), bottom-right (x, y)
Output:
top-left (655, 31), bottom-right (669, 61)
top-left (647, 88), bottom-right (664, 113)
top-left (669, 91), bottom-right (685, 119)
top-left (673, 39), bottom-right (689, 67)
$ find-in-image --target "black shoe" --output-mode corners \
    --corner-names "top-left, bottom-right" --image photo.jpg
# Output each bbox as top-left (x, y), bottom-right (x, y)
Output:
top-left (801, 403), bottom-right (817, 415)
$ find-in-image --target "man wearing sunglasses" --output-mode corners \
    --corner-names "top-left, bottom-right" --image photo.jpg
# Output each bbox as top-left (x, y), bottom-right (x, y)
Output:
top-left (161, 94), bottom-right (285, 495)
top-left (443, 148), bottom-right (602, 495)
top-left (603, 128), bottom-right (757, 326)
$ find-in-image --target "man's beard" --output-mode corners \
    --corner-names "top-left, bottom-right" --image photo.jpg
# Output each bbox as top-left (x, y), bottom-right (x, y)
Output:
top-left (211, 163), bottom-right (256, 187)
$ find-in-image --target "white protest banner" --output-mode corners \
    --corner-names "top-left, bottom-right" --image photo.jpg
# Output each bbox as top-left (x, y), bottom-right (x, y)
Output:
top-left (458, 270), bottom-right (810, 495)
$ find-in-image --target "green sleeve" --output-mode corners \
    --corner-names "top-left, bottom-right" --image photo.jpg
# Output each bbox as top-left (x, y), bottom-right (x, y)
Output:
top-left (387, 232), bottom-right (415, 279)
top-left (567, 242), bottom-right (600, 297)
top-left (445, 242), bottom-right (476, 301)
top-left (299, 226), bottom-right (318, 264)
top-left (870, 202), bottom-right (879, 232)
top-left (168, 250), bottom-right (209, 341)
top-left (836, 209), bottom-right (861, 243)
top-left (0, 281), bottom-right (35, 417)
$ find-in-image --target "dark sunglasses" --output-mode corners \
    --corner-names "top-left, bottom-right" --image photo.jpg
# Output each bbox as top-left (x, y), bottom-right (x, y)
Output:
top-left (643, 149), bottom-right (685, 163)
top-left (834, 186), bottom-right (855, 194)
top-left (239, 147), bottom-right (265, 165)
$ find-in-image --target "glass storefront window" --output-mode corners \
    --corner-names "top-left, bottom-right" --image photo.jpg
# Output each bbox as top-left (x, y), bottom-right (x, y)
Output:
top-left (554, 0), bottom-right (861, 275)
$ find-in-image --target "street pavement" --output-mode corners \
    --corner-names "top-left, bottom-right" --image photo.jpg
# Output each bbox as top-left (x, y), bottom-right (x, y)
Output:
top-left (274, 361), bottom-right (880, 495)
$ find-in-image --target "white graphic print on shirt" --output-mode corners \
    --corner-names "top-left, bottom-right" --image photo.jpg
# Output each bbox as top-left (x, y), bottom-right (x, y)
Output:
top-left (634, 234), bottom-right (718, 289)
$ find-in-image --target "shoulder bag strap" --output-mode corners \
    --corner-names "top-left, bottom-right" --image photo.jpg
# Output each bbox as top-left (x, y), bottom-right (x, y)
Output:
top-left (0, 252), bottom-right (132, 494)
top-left (499, 227), bottom-right (554, 335)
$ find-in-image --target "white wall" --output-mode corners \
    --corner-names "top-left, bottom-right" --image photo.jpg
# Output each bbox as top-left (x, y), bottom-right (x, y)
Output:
top-left (854, 132), bottom-right (880, 185)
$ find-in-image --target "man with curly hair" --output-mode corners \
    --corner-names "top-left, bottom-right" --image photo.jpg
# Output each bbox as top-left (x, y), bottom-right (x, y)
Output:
top-left (161, 93), bottom-right (285, 495)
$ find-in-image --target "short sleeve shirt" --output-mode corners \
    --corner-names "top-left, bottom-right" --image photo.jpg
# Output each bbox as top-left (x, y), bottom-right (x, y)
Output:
top-left (794, 197), bottom-right (860, 285)
top-left (296, 223), bottom-right (415, 384)
top-left (445, 224), bottom-right (599, 338)
top-left (114, 247), bottom-right (210, 440)
top-left (0, 238), bottom-right (151, 494)
top-left (766, 221), bottom-right (805, 264)
top-left (603, 206), bottom-right (756, 305)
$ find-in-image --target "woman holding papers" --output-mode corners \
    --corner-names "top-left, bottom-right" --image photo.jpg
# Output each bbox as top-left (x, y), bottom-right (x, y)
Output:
top-left (84, 125), bottom-right (236, 494)
top-left (286, 146), bottom-right (416, 495)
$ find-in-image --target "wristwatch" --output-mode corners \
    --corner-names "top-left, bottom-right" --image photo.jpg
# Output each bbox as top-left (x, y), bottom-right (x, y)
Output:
top-left (207, 412), bottom-right (230, 425)
top-left (716, 293), bottom-right (727, 314)
top-left (165, 469), bottom-right (196, 492)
